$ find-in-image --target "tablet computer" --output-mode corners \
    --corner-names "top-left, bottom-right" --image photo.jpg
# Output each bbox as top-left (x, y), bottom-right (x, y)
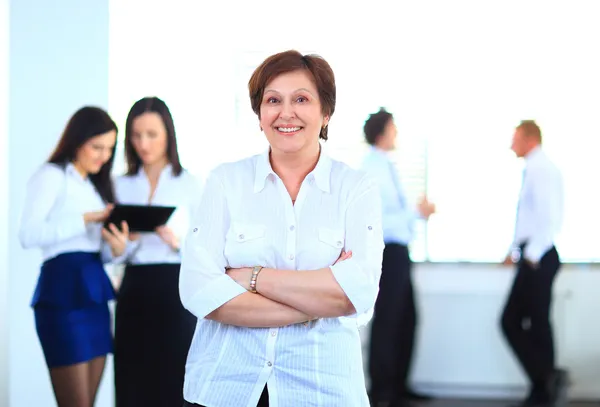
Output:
top-left (104, 204), bottom-right (176, 233)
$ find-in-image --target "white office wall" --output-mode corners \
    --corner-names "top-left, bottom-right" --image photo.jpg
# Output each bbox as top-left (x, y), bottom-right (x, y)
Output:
top-left (7, 0), bottom-right (114, 405)
top-left (409, 265), bottom-right (600, 400)
top-left (109, 0), bottom-right (600, 264)
top-left (0, 0), bottom-right (10, 404)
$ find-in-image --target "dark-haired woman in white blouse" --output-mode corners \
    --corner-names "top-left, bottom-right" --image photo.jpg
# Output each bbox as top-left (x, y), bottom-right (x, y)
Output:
top-left (19, 106), bottom-right (130, 407)
top-left (112, 97), bottom-right (203, 407)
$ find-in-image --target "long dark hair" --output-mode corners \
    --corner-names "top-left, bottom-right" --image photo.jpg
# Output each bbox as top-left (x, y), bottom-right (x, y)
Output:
top-left (48, 106), bottom-right (118, 203)
top-left (124, 97), bottom-right (183, 176)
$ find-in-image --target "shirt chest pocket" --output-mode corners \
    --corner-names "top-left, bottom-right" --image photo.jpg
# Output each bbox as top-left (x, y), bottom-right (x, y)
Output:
top-left (318, 228), bottom-right (344, 253)
top-left (225, 222), bottom-right (268, 267)
top-left (231, 222), bottom-right (266, 242)
top-left (317, 228), bottom-right (345, 267)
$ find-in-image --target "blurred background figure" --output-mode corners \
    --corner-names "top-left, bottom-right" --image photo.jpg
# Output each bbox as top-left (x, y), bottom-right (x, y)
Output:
top-left (361, 108), bottom-right (435, 407)
top-left (111, 97), bottom-right (202, 407)
top-left (18, 106), bottom-right (129, 407)
top-left (500, 120), bottom-right (567, 407)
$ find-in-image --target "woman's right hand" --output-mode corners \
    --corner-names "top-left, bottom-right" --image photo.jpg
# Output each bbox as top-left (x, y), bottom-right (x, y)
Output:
top-left (102, 221), bottom-right (130, 257)
top-left (333, 250), bottom-right (353, 265)
top-left (83, 204), bottom-right (114, 225)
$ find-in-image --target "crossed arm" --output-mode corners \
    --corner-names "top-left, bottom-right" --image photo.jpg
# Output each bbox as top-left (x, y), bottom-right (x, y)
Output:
top-left (208, 251), bottom-right (353, 327)
top-left (178, 172), bottom-right (383, 328)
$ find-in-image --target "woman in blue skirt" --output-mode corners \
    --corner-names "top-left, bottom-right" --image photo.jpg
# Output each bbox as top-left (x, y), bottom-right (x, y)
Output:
top-left (19, 106), bottom-right (131, 407)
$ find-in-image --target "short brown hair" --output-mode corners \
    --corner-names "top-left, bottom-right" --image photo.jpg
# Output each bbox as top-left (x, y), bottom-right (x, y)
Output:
top-left (248, 50), bottom-right (336, 140)
top-left (517, 120), bottom-right (542, 143)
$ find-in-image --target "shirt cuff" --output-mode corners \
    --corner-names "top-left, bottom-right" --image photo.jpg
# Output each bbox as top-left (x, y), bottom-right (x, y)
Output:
top-left (183, 273), bottom-right (248, 319)
top-left (354, 306), bottom-right (375, 328)
top-left (329, 259), bottom-right (378, 316)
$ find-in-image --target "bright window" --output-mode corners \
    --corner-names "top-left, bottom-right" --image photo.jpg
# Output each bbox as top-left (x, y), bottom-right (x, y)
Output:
top-left (109, 1), bottom-right (600, 263)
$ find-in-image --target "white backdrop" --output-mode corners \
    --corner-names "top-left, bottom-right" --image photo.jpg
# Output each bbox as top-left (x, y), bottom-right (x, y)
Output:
top-left (109, 0), bottom-right (600, 263)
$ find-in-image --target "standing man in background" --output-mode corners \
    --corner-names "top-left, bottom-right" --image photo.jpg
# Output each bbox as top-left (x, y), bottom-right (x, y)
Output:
top-left (361, 108), bottom-right (435, 407)
top-left (501, 120), bottom-right (567, 407)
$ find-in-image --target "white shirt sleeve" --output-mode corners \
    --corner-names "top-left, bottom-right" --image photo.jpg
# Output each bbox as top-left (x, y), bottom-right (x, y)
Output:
top-left (329, 174), bottom-right (384, 318)
top-left (18, 164), bottom-right (87, 249)
top-left (179, 169), bottom-right (247, 319)
top-left (177, 174), bottom-right (205, 252)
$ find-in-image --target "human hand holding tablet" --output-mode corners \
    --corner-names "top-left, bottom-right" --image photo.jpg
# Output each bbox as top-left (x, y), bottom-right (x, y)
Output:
top-left (103, 204), bottom-right (176, 233)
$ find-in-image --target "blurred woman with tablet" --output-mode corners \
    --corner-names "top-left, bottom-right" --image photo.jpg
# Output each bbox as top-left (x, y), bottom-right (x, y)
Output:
top-left (112, 97), bottom-right (203, 407)
top-left (19, 106), bottom-right (130, 407)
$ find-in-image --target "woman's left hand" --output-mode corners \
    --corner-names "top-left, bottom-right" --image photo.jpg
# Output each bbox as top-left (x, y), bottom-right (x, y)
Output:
top-left (226, 267), bottom-right (253, 291)
top-left (155, 225), bottom-right (180, 251)
top-left (101, 221), bottom-right (130, 257)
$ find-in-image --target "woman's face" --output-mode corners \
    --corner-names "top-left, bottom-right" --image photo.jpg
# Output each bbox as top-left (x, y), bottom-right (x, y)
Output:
top-left (259, 70), bottom-right (329, 156)
top-left (130, 112), bottom-right (169, 167)
top-left (74, 130), bottom-right (116, 175)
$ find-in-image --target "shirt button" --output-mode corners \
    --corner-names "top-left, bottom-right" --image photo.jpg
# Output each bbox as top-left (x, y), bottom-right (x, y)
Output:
top-left (193, 228), bottom-right (198, 232)
top-left (267, 361), bottom-right (272, 367)
top-left (289, 255), bottom-right (294, 260)
top-left (271, 331), bottom-right (277, 337)
top-left (238, 234), bottom-right (244, 240)
top-left (367, 226), bottom-right (372, 231)
top-left (336, 241), bottom-right (342, 247)
top-left (289, 225), bottom-right (295, 231)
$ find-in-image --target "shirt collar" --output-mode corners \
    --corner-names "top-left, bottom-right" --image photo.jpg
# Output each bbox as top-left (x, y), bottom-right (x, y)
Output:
top-left (253, 146), bottom-right (332, 194)
top-left (525, 145), bottom-right (543, 162)
top-left (137, 163), bottom-right (174, 179)
top-left (66, 162), bottom-right (87, 182)
top-left (370, 145), bottom-right (388, 156)
top-left (368, 145), bottom-right (395, 164)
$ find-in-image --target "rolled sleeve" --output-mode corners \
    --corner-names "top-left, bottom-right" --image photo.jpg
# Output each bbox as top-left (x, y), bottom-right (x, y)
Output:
top-left (330, 174), bottom-right (384, 317)
top-left (330, 257), bottom-right (380, 316)
top-left (179, 168), bottom-right (246, 319)
top-left (181, 256), bottom-right (247, 318)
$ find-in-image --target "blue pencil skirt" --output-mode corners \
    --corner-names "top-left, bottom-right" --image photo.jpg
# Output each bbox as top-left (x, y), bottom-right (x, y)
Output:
top-left (35, 303), bottom-right (113, 368)
top-left (31, 251), bottom-right (116, 369)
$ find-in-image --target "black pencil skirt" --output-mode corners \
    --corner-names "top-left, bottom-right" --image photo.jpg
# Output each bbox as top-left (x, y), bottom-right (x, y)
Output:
top-left (114, 263), bottom-right (197, 407)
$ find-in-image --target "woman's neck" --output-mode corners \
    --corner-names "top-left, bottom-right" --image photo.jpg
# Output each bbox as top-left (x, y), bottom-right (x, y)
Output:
top-left (143, 158), bottom-right (169, 184)
top-left (270, 143), bottom-right (321, 182)
top-left (72, 161), bottom-right (88, 179)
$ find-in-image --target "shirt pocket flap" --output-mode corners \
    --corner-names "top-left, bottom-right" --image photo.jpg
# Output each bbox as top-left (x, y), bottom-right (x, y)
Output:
top-left (231, 222), bottom-right (267, 243)
top-left (318, 227), bottom-right (345, 249)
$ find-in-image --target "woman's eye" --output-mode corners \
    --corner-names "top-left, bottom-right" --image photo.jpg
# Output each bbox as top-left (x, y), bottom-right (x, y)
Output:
top-left (297, 96), bottom-right (307, 103)
top-left (266, 97), bottom-right (279, 104)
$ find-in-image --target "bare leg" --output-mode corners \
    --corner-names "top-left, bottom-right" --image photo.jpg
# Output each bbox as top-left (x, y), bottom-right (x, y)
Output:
top-left (88, 356), bottom-right (106, 405)
top-left (49, 361), bottom-right (91, 407)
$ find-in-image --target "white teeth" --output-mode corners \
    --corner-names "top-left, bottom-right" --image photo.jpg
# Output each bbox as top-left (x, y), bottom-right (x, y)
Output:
top-left (277, 127), bottom-right (301, 133)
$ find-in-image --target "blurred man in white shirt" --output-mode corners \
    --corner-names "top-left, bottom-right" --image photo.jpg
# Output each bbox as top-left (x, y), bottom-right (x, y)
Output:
top-left (361, 108), bottom-right (435, 407)
top-left (501, 120), bottom-right (567, 407)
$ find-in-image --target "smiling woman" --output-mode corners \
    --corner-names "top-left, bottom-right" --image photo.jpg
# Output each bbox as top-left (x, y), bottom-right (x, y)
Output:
top-left (179, 50), bottom-right (385, 407)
